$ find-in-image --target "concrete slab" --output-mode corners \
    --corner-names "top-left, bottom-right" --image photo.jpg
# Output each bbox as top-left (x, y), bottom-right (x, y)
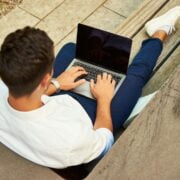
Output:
top-left (36, 0), bottom-right (105, 45)
top-left (0, 143), bottom-right (63, 180)
top-left (84, 6), bottom-right (125, 32)
top-left (55, 6), bottom-right (125, 55)
top-left (0, 7), bottom-right (39, 45)
top-left (19, 0), bottom-right (64, 19)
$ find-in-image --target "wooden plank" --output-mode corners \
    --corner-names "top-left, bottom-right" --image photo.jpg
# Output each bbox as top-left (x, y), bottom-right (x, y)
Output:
top-left (104, 0), bottom-right (145, 18)
top-left (143, 45), bottom-right (180, 95)
top-left (114, 0), bottom-right (169, 37)
top-left (86, 65), bottom-right (180, 180)
top-left (0, 143), bottom-right (63, 180)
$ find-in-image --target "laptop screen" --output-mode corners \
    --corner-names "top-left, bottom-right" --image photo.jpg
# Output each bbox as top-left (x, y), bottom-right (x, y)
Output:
top-left (76, 24), bottom-right (132, 74)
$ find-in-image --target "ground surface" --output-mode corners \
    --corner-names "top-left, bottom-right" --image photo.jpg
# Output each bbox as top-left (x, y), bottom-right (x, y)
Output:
top-left (0, 0), bottom-right (145, 55)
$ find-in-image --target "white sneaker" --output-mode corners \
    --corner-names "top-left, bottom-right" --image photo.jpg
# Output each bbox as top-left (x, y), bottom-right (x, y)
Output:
top-left (145, 6), bottom-right (180, 36)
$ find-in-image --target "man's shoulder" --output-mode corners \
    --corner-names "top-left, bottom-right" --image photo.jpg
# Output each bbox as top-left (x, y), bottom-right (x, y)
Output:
top-left (41, 94), bottom-right (76, 105)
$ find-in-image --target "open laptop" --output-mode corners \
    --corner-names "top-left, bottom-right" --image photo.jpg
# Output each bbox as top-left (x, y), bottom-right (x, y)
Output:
top-left (67, 23), bottom-right (132, 99)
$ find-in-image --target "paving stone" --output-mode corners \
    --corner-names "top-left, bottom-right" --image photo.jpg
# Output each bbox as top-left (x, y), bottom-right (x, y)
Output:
top-left (19, 0), bottom-right (64, 19)
top-left (84, 6), bottom-right (125, 32)
top-left (0, 7), bottom-right (39, 45)
top-left (36, 0), bottom-right (105, 45)
top-left (55, 6), bottom-right (125, 55)
top-left (55, 30), bottom-right (76, 55)
top-left (104, 0), bottom-right (145, 17)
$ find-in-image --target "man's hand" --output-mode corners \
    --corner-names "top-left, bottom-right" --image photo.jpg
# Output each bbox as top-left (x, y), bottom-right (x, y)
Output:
top-left (90, 73), bottom-right (115, 102)
top-left (56, 66), bottom-right (88, 91)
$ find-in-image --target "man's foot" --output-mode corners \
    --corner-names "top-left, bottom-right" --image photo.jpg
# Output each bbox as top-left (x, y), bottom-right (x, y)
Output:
top-left (145, 6), bottom-right (180, 37)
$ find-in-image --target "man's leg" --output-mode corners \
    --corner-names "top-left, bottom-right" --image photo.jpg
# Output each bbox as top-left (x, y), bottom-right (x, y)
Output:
top-left (53, 43), bottom-right (76, 77)
top-left (111, 38), bottom-right (163, 133)
top-left (53, 38), bottom-right (163, 133)
top-left (111, 6), bottom-right (180, 133)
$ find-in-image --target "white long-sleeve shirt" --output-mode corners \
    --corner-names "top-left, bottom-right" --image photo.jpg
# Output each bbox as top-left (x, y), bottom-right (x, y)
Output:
top-left (0, 80), bottom-right (114, 168)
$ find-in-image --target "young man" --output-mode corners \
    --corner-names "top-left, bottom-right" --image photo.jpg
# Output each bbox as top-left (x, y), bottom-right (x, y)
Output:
top-left (0, 7), bottom-right (179, 169)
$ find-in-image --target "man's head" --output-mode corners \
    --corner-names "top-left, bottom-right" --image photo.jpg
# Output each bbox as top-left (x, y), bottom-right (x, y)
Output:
top-left (0, 26), bottom-right (54, 98)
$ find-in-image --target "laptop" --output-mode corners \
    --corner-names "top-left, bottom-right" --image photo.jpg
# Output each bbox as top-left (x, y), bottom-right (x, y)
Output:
top-left (67, 23), bottom-right (132, 99)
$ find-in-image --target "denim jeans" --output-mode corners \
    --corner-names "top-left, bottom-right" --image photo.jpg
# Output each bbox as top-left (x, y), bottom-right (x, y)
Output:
top-left (53, 38), bottom-right (162, 134)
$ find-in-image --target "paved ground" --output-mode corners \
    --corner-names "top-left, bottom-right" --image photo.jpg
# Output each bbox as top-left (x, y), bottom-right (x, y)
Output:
top-left (0, 0), bottom-right (144, 55)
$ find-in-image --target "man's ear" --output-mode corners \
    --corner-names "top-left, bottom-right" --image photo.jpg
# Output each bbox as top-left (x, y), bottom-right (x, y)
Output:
top-left (40, 73), bottom-right (52, 89)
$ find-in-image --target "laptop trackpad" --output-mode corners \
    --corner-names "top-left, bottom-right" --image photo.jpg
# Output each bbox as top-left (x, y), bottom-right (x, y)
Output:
top-left (73, 81), bottom-right (94, 99)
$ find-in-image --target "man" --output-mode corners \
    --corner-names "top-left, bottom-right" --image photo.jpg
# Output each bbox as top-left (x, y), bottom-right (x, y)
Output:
top-left (0, 7), bottom-right (179, 169)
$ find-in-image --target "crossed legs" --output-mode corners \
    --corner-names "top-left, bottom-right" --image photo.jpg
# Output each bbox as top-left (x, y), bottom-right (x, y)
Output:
top-left (53, 35), bottom-right (163, 133)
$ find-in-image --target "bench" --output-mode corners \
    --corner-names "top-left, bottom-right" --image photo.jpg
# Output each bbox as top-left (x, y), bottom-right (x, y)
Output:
top-left (0, 0), bottom-right (179, 179)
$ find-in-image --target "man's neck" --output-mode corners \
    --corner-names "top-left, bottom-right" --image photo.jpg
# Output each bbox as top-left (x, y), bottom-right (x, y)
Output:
top-left (8, 94), bottom-right (44, 112)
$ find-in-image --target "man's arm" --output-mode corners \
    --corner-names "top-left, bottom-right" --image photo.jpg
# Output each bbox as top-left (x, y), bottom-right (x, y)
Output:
top-left (90, 73), bottom-right (115, 132)
top-left (94, 98), bottom-right (113, 132)
top-left (45, 83), bottom-right (57, 96)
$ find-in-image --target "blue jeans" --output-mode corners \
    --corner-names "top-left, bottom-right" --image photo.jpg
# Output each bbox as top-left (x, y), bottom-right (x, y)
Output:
top-left (53, 38), bottom-right (162, 134)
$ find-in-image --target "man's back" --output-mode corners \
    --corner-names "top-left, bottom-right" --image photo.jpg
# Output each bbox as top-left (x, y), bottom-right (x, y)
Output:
top-left (0, 80), bottom-right (113, 168)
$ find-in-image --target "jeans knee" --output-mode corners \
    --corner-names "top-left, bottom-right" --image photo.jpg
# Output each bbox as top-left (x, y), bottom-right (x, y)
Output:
top-left (62, 42), bottom-right (76, 49)
top-left (56, 42), bottom-right (76, 57)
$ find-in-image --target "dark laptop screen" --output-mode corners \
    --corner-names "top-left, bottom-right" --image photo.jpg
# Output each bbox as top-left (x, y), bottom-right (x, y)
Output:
top-left (76, 24), bottom-right (132, 74)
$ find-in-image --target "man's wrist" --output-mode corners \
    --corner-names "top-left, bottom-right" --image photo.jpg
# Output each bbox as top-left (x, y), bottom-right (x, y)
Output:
top-left (50, 78), bottom-right (61, 93)
top-left (97, 97), bottom-right (112, 105)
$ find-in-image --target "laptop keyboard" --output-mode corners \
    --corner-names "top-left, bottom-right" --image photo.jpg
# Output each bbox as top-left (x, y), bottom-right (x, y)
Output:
top-left (72, 62), bottom-right (122, 86)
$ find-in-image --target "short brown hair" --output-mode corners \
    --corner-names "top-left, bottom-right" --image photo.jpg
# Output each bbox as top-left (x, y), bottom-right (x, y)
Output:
top-left (0, 26), bottom-right (54, 97)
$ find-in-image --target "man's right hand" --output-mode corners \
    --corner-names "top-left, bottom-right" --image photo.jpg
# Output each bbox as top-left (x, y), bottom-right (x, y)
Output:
top-left (56, 66), bottom-right (87, 91)
top-left (90, 73), bottom-right (115, 103)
